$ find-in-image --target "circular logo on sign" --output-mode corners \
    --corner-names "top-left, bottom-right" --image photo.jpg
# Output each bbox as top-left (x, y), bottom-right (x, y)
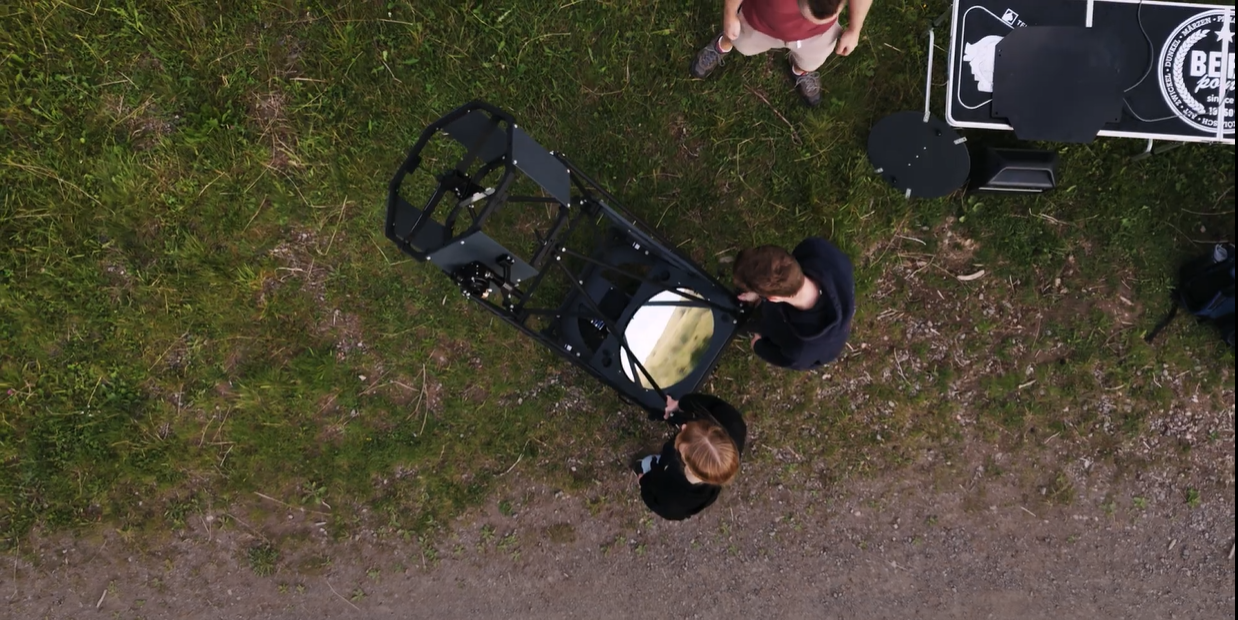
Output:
top-left (1158, 9), bottom-right (1235, 135)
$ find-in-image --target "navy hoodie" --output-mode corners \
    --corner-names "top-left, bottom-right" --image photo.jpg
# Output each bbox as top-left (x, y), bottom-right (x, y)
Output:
top-left (639, 394), bottom-right (747, 521)
top-left (752, 237), bottom-right (855, 370)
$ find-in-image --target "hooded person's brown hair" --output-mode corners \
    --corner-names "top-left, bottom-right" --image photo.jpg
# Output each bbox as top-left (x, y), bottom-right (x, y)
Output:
top-left (733, 245), bottom-right (805, 298)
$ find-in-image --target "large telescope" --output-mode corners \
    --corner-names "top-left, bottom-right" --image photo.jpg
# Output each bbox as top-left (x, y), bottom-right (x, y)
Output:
top-left (385, 102), bottom-right (748, 415)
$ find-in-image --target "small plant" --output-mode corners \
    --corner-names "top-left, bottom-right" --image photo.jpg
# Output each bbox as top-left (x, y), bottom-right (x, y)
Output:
top-left (498, 500), bottom-right (514, 516)
top-left (1101, 499), bottom-right (1117, 516)
top-left (247, 543), bottom-right (278, 577)
top-left (366, 567), bottom-right (381, 582)
top-left (1132, 496), bottom-right (1148, 510)
top-left (1185, 488), bottom-right (1201, 509)
top-left (498, 532), bottom-right (520, 558)
top-left (1043, 473), bottom-right (1076, 506)
top-left (600, 535), bottom-right (623, 556)
top-left (544, 523), bottom-right (576, 544)
top-left (301, 482), bottom-right (329, 507)
top-left (421, 543), bottom-right (439, 565)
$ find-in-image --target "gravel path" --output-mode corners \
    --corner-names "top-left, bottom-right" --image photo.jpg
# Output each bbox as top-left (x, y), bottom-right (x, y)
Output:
top-left (5, 449), bottom-right (1233, 620)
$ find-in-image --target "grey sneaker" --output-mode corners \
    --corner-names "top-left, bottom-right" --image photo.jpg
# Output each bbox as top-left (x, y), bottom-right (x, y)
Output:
top-left (690, 36), bottom-right (728, 79)
top-left (792, 69), bottom-right (822, 107)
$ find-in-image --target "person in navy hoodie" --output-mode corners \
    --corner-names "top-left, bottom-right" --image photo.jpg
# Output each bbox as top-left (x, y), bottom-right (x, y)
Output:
top-left (634, 394), bottom-right (747, 521)
top-left (732, 238), bottom-right (855, 370)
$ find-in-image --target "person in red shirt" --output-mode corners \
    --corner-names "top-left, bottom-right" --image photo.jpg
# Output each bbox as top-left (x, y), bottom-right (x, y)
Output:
top-left (690, 0), bottom-right (873, 107)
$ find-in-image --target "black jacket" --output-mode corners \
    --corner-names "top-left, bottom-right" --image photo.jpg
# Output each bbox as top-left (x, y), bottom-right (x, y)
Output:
top-left (639, 394), bottom-right (747, 521)
top-left (752, 237), bottom-right (855, 370)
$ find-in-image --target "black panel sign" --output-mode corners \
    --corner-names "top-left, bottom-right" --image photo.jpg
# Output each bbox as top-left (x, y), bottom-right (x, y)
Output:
top-left (946, 0), bottom-right (1235, 143)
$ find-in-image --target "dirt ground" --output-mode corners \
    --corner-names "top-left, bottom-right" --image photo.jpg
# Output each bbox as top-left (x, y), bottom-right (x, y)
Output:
top-left (3, 435), bottom-right (1233, 620)
top-left (4, 226), bottom-right (1234, 620)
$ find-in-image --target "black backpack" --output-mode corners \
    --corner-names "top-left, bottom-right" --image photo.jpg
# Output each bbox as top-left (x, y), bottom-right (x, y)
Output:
top-left (1145, 243), bottom-right (1236, 348)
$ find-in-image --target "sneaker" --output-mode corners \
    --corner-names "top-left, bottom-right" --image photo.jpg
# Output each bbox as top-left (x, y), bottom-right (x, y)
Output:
top-left (690, 36), bottom-right (729, 79)
top-left (790, 67), bottom-right (822, 107)
top-left (630, 454), bottom-right (657, 475)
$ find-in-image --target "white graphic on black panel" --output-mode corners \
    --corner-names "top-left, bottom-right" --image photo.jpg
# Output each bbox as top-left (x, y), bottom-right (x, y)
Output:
top-left (964, 36), bottom-right (1003, 93)
top-left (1158, 9), bottom-right (1235, 135)
top-left (956, 7), bottom-right (1018, 110)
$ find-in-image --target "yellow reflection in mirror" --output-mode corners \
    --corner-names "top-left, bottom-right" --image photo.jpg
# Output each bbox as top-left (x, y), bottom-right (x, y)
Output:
top-left (620, 289), bottom-right (715, 389)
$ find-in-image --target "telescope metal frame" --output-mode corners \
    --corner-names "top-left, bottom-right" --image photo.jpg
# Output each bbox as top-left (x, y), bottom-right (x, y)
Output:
top-left (385, 101), bottom-right (747, 414)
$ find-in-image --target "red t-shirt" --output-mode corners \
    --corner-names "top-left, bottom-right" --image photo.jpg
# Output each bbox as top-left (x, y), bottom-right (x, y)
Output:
top-left (741, 0), bottom-right (837, 43)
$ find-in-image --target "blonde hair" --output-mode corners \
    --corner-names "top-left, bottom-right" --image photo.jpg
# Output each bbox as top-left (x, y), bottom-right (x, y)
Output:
top-left (674, 420), bottom-right (740, 485)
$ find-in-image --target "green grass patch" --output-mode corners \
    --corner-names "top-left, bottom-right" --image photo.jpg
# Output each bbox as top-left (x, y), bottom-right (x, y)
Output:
top-left (0, 0), bottom-right (1232, 546)
top-left (247, 542), bottom-right (279, 577)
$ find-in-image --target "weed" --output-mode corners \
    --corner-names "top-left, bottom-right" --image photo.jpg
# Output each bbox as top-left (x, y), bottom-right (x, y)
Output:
top-left (1185, 488), bottom-right (1201, 509)
top-left (295, 555), bottom-right (331, 576)
top-left (544, 523), bottom-right (576, 544)
top-left (422, 545), bottom-right (439, 565)
top-left (498, 532), bottom-right (520, 559)
top-left (1042, 474), bottom-right (1076, 506)
top-left (247, 543), bottom-right (278, 577)
top-left (1101, 498), bottom-right (1117, 517)
top-left (585, 496), bottom-right (607, 516)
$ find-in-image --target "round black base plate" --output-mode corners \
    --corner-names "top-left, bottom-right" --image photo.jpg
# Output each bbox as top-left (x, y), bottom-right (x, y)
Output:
top-left (867, 111), bottom-right (970, 198)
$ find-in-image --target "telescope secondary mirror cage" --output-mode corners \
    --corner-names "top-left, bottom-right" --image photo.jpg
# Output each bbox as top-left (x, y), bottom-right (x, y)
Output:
top-left (385, 101), bottom-right (747, 414)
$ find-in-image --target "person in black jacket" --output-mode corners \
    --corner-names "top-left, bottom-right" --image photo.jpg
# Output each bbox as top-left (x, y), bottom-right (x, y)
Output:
top-left (732, 238), bottom-right (855, 370)
top-left (634, 393), bottom-right (747, 521)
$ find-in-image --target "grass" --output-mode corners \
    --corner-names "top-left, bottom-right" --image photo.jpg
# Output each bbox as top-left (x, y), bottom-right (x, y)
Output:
top-left (0, 0), bottom-right (1233, 548)
top-left (1185, 487), bottom-right (1202, 509)
top-left (247, 542), bottom-right (279, 577)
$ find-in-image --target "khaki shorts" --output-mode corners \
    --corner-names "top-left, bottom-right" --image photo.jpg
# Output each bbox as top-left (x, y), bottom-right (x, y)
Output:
top-left (731, 10), bottom-right (843, 72)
